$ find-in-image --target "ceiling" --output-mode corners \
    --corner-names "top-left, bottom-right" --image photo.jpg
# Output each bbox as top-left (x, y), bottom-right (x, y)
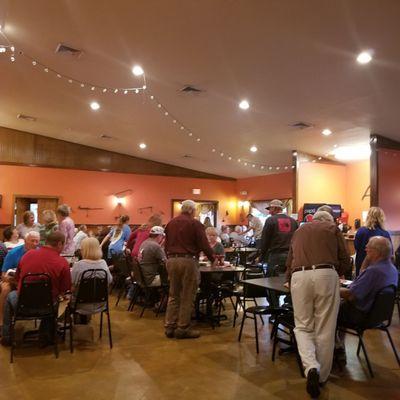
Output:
top-left (1, 0), bottom-right (399, 178)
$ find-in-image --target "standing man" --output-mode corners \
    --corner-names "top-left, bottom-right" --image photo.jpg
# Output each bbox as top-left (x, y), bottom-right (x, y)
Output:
top-left (286, 211), bottom-right (351, 398)
top-left (241, 214), bottom-right (263, 249)
top-left (260, 199), bottom-right (298, 276)
top-left (164, 200), bottom-right (216, 339)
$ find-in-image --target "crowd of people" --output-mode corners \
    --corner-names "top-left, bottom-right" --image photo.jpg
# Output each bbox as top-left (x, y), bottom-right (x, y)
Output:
top-left (0, 200), bottom-right (398, 398)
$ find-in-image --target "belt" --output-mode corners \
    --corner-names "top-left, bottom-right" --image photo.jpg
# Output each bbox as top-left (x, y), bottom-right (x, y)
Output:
top-left (292, 264), bottom-right (335, 273)
top-left (168, 253), bottom-right (197, 259)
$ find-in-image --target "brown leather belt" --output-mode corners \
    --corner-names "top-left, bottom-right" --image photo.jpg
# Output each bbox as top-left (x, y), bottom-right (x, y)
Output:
top-left (292, 264), bottom-right (335, 274)
top-left (168, 254), bottom-right (197, 259)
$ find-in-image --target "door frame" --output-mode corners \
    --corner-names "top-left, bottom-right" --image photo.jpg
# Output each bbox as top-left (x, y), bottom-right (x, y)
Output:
top-left (12, 194), bottom-right (62, 224)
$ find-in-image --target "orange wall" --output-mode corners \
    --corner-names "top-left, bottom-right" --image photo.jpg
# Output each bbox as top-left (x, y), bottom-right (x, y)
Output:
top-left (0, 165), bottom-right (296, 227)
top-left (298, 160), bottom-right (370, 225)
top-left (0, 165), bottom-right (238, 226)
top-left (298, 163), bottom-right (347, 207)
top-left (236, 172), bottom-right (294, 200)
top-left (345, 160), bottom-right (370, 224)
top-left (378, 149), bottom-right (400, 231)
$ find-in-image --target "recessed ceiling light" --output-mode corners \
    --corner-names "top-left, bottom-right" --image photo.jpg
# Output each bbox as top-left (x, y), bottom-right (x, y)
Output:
top-left (90, 101), bottom-right (100, 110)
top-left (322, 128), bottom-right (332, 136)
top-left (250, 145), bottom-right (258, 152)
top-left (357, 51), bottom-right (372, 64)
top-left (239, 100), bottom-right (250, 110)
top-left (139, 143), bottom-right (147, 149)
top-left (132, 65), bottom-right (144, 76)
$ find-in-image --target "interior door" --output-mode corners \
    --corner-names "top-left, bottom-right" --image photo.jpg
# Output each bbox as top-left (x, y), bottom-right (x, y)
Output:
top-left (37, 198), bottom-right (59, 224)
top-left (15, 198), bottom-right (31, 225)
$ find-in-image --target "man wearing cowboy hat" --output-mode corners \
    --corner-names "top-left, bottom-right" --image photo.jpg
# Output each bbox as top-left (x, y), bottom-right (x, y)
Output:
top-left (260, 199), bottom-right (298, 278)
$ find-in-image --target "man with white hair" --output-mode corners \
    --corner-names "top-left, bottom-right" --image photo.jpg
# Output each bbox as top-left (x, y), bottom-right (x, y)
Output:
top-left (164, 200), bottom-right (216, 339)
top-left (336, 236), bottom-right (398, 359)
top-left (286, 210), bottom-right (351, 398)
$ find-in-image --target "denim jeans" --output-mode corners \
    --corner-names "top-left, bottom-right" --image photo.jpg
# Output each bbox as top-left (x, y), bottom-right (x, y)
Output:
top-left (266, 252), bottom-right (289, 307)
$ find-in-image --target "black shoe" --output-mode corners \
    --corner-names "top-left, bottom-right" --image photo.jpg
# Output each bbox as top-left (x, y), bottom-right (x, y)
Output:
top-left (306, 368), bottom-right (320, 398)
top-left (165, 328), bottom-right (175, 338)
top-left (334, 347), bottom-right (347, 365)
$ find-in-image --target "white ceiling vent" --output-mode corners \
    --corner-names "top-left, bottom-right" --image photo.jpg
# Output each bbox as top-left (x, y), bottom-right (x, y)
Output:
top-left (17, 114), bottom-right (37, 122)
top-left (100, 134), bottom-right (113, 140)
top-left (55, 43), bottom-right (84, 58)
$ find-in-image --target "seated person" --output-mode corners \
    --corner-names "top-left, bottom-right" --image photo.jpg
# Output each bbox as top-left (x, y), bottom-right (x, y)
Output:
top-left (229, 225), bottom-right (250, 247)
top-left (0, 231), bottom-right (40, 331)
top-left (3, 226), bottom-right (24, 250)
top-left (336, 236), bottom-right (398, 359)
top-left (205, 227), bottom-right (225, 262)
top-left (2, 231), bottom-right (71, 346)
top-left (138, 226), bottom-right (167, 287)
top-left (219, 225), bottom-right (231, 247)
top-left (71, 237), bottom-right (113, 323)
top-left (0, 242), bottom-right (7, 272)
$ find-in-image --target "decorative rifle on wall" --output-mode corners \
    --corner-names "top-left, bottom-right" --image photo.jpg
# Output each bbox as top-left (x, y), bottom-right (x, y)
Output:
top-left (78, 206), bottom-right (104, 217)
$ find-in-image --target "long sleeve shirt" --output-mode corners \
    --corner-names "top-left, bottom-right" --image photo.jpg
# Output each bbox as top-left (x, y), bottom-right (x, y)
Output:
top-left (260, 213), bottom-right (298, 260)
top-left (165, 213), bottom-right (215, 262)
top-left (286, 220), bottom-right (351, 281)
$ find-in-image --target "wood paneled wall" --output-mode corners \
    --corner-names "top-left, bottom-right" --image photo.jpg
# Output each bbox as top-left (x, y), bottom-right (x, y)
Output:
top-left (0, 126), bottom-right (234, 180)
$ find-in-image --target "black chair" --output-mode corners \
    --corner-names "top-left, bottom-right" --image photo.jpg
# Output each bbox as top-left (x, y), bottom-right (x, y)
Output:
top-left (128, 259), bottom-right (168, 318)
top-left (9, 273), bottom-right (58, 363)
top-left (65, 269), bottom-right (112, 352)
top-left (271, 311), bottom-right (305, 377)
top-left (338, 284), bottom-right (400, 377)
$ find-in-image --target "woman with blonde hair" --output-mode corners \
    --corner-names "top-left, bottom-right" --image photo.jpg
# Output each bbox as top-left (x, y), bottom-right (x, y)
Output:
top-left (39, 210), bottom-right (58, 245)
top-left (71, 237), bottom-right (113, 322)
top-left (127, 214), bottom-right (162, 258)
top-left (354, 207), bottom-right (392, 276)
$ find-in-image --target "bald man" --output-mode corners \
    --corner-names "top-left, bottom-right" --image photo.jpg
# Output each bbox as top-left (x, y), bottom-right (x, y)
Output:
top-left (336, 236), bottom-right (398, 360)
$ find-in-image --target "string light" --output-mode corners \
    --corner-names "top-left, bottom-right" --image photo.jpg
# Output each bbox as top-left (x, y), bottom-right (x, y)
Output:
top-left (0, 38), bottom-right (316, 173)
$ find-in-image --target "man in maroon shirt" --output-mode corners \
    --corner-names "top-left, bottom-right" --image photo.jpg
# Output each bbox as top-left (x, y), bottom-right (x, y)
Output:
top-left (164, 200), bottom-right (216, 339)
top-left (2, 231), bottom-right (71, 346)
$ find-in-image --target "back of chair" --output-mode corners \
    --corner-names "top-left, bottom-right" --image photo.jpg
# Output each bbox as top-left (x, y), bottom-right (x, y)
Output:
top-left (75, 269), bottom-right (109, 304)
top-left (17, 273), bottom-right (54, 317)
top-left (131, 258), bottom-right (146, 287)
top-left (362, 285), bottom-right (396, 329)
top-left (113, 254), bottom-right (131, 277)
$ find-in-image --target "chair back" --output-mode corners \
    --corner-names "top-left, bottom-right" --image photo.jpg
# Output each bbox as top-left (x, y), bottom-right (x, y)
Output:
top-left (362, 284), bottom-right (396, 329)
top-left (112, 254), bottom-right (131, 277)
top-left (131, 258), bottom-right (146, 287)
top-left (75, 269), bottom-right (109, 304)
top-left (17, 273), bottom-right (54, 317)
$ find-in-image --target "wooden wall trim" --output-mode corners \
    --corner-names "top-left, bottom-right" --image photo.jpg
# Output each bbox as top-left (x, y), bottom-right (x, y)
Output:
top-left (0, 126), bottom-right (235, 181)
top-left (370, 135), bottom-right (379, 206)
top-left (373, 134), bottom-right (400, 151)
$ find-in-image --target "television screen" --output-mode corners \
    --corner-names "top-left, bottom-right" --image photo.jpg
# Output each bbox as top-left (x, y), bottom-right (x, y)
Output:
top-left (303, 203), bottom-right (342, 221)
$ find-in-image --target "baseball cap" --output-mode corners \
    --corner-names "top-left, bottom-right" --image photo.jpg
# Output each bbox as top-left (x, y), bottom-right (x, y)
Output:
top-left (150, 226), bottom-right (165, 235)
top-left (266, 199), bottom-right (283, 210)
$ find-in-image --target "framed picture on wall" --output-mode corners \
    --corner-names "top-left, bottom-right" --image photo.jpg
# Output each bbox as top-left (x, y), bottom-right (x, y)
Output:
top-left (171, 199), bottom-right (219, 227)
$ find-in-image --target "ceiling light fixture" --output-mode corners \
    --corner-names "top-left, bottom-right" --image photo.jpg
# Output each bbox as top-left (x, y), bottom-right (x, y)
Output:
top-left (132, 65), bottom-right (144, 76)
top-left (322, 128), bottom-right (332, 136)
top-left (250, 145), bottom-right (258, 152)
top-left (239, 100), bottom-right (250, 110)
top-left (90, 101), bottom-right (100, 110)
top-left (357, 51), bottom-right (372, 65)
top-left (139, 143), bottom-right (147, 149)
top-left (332, 144), bottom-right (371, 161)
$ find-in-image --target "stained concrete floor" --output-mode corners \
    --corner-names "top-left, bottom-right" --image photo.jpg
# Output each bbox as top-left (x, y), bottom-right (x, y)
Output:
top-left (0, 298), bottom-right (399, 400)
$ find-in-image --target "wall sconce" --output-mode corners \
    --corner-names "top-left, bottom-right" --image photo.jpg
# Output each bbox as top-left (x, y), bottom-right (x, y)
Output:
top-left (112, 189), bottom-right (132, 207)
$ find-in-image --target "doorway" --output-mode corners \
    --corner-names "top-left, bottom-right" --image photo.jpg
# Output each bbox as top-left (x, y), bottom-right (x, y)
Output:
top-left (13, 196), bottom-right (60, 225)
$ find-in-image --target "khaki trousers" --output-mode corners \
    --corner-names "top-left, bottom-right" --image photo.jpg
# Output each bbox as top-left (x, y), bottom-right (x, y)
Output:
top-left (165, 257), bottom-right (199, 331)
top-left (291, 267), bottom-right (340, 382)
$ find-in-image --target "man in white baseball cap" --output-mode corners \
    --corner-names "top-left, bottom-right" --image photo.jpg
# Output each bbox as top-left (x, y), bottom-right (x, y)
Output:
top-left (138, 226), bottom-right (167, 288)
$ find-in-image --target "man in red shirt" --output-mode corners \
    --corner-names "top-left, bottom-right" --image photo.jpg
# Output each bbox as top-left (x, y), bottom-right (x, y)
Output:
top-left (2, 231), bottom-right (71, 346)
top-left (164, 200), bottom-right (216, 339)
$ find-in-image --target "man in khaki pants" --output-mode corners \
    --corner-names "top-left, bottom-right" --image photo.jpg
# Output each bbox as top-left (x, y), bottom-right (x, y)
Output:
top-left (286, 211), bottom-right (350, 398)
top-left (164, 200), bottom-right (216, 339)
